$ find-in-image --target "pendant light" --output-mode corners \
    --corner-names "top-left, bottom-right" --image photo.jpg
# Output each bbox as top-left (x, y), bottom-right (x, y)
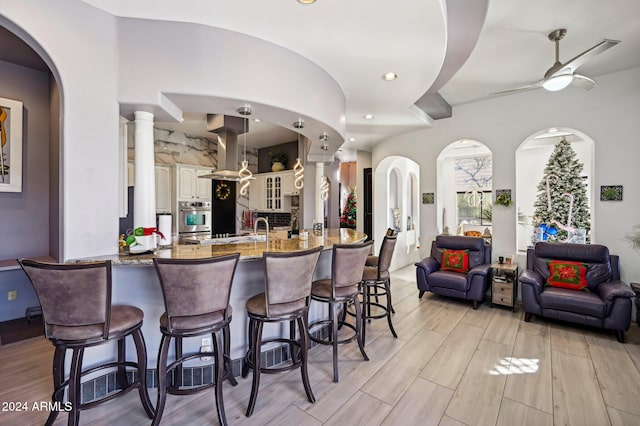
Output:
top-left (238, 106), bottom-right (254, 196)
top-left (293, 120), bottom-right (305, 189)
top-left (319, 135), bottom-right (329, 201)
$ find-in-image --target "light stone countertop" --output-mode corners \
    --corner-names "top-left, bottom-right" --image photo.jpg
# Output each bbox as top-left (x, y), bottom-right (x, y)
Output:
top-left (70, 228), bottom-right (367, 266)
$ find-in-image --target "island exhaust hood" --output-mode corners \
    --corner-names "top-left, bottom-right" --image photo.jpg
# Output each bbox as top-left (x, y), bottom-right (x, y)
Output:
top-left (198, 114), bottom-right (248, 181)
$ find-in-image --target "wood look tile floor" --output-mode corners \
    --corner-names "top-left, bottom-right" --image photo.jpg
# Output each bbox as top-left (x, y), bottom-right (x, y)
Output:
top-left (2, 264), bottom-right (640, 425)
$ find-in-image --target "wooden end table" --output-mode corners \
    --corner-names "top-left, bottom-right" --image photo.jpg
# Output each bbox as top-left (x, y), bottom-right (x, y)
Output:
top-left (491, 262), bottom-right (518, 312)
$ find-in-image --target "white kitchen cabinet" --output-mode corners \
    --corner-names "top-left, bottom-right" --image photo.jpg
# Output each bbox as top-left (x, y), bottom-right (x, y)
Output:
top-left (176, 164), bottom-right (212, 201)
top-left (250, 171), bottom-right (291, 212)
top-left (281, 170), bottom-right (298, 195)
top-left (155, 165), bottom-right (172, 213)
top-left (249, 175), bottom-right (265, 210)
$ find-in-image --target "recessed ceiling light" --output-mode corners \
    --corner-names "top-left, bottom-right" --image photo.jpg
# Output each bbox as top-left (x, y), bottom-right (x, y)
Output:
top-left (297, 0), bottom-right (316, 4)
top-left (382, 72), bottom-right (398, 81)
top-left (253, 118), bottom-right (260, 122)
top-left (349, 137), bottom-right (356, 142)
top-left (548, 127), bottom-right (558, 132)
top-left (363, 114), bottom-right (374, 120)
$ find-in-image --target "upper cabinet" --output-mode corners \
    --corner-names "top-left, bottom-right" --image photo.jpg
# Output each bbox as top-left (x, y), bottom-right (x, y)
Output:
top-left (155, 165), bottom-right (172, 213)
top-left (281, 170), bottom-right (298, 196)
top-left (249, 170), bottom-right (293, 212)
top-left (176, 164), bottom-right (212, 201)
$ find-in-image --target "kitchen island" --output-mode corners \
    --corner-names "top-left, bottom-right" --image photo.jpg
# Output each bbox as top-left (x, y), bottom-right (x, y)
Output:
top-left (71, 228), bottom-right (367, 383)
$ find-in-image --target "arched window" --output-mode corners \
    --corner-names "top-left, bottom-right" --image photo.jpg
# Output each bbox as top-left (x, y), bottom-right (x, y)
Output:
top-left (437, 140), bottom-right (493, 236)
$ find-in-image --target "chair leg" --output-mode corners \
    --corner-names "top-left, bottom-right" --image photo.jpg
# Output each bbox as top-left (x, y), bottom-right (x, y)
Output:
top-left (213, 330), bottom-right (228, 426)
top-left (289, 319), bottom-right (299, 363)
top-left (384, 279), bottom-right (398, 338)
top-left (354, 296), bottom-right (369, 362)
top-left (68, 348), bottom-right (84, 426)
top-left (152, 334), bottom-right (171, 426)
top-left (524, 312), bottom-right (532, 322)
top-left (222, 325), bottom-right (238, 386)
top-left (472, 300), bottom-right (478, 310)
top-left (298, 315), bottom-right (315, 403)
top-left (246, 320), bottom-right (264, 417)
top-left (331, 301), bottom-right (339, 383)
top-left (242, 319), bottom-right (255, 378)
top-left (173, 337), bottom-right (183, 388)
top-left (362, 288), bottom-right (368, 347)
top-left (418, 290), bottom-right (425, 299)
top-left (46, 346), bottom-right (66, 426)
top-left (366, 283), bottom-right (372, 322)
top-left (132, 329), bottom-right (155, 418)
top-left (616, 330), bottom-right (626, 343)
top-left (116, 337), bottom-right (128, 389)
top-left (388, 278), bottom-right (395, 313)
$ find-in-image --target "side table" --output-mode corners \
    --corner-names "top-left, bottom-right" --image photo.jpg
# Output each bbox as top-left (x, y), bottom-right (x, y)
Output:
top-left (631, 283), bottom-right (640, 326)
top-left (491, 262), bottom-right (519, 312)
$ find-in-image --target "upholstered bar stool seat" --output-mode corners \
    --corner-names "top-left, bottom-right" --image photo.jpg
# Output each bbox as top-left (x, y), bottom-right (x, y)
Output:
top-left (309, 242), bottom-right (373, 383)
top-left (18, 259), bottom-right (154, 426)
top-left (153, 254), bottom-right (240, 426)
top-left (242, 247), bottom-right (323, 417)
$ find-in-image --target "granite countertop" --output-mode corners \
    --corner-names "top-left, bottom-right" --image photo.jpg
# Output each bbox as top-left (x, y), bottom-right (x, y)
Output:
top-left (71, 228), bottom-right (367, 266)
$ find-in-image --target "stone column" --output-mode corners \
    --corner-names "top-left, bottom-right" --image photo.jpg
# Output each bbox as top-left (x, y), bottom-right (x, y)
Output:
top-left (133, 111), bottom-right (156, 229)
top-left (315, 162), bottom-right (324, 226)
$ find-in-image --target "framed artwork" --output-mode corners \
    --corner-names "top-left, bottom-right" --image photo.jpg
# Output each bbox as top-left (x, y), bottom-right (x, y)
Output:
top-left (0, 97), bottom-right (24, 192)
top-left (422, 192), bottom-right (434, 204)
top-left (600, 185), bottom-right (623, 201)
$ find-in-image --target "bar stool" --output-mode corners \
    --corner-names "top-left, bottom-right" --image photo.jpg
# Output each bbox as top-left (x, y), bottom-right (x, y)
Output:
top-left (365, 228), bottom-right (396, 267)
top-left (18, 259), bottom-right (154, 426)
top-left (361, 235), bottom-right (398, 345)
top-left (309, 242), bottom-right (372, 382)
top-left (242, 246), bottom-right (322, 417)
top-left (152, 253), bottom-right (240, 426)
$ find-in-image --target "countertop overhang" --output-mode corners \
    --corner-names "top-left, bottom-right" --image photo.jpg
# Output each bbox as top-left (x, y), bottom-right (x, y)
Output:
top-left (71, 228), bottom-right (367, 266)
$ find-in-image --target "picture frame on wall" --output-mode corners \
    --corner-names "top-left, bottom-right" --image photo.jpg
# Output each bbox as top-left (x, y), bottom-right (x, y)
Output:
top-left (0, 97), bottom-right (24, 193)
top-left (600, 185), bottom-right (623, 201)
top-left (422, 192), bottom-right (434, 204)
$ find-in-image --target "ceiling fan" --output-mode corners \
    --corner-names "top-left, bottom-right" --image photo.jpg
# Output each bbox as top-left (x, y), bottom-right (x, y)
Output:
top-left (493, 29), bottom-right (620, 95)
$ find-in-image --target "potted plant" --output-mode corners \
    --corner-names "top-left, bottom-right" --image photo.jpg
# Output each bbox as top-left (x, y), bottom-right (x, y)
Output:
top-left (269, 149), bottom-right (288, 172)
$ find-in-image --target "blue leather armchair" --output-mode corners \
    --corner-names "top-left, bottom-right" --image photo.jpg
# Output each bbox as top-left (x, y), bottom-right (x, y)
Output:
top-left (521, 242), bottom-right (635, 342)
top-left (415, 236), bottom-right (492, 309)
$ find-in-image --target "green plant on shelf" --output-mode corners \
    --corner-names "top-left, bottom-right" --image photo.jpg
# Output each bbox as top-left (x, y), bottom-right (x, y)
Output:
top-left (269, 149), bottom-right (288, 166)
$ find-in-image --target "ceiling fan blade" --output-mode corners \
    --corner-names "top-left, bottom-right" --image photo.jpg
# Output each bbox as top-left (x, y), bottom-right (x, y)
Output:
top-left (491, 80), bottom-right (542, 96)
top-left (558, 39), bottom-right (620, 75)
top-left (572, 74), bottom-right (597, 91)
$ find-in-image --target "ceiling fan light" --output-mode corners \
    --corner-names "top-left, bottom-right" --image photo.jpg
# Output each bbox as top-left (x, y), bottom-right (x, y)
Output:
top-left (542, 73), bottom-right (574, 91)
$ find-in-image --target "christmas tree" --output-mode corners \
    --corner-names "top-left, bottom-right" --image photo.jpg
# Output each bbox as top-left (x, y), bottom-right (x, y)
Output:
top-left (532, 139), bottom-right (590, 241)
top-left (340, 187), bottom-right (357, 229)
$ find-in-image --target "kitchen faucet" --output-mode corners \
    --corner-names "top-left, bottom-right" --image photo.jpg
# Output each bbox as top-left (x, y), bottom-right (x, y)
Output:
top-left (254, 217), bottom-right (269, 251)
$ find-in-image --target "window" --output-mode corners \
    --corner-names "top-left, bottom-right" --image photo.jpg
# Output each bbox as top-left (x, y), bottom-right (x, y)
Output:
top-left (457, 191), bottom-right (492, 225)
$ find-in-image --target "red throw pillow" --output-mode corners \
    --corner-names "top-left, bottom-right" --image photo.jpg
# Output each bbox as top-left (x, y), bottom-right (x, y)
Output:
top-left (546, 260), bottom-right (589, 292)
top-left (441, 249), bottom-right (469, 273)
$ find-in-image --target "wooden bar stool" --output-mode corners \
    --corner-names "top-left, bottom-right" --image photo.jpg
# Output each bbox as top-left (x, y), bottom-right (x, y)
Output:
top-left (361, 235), bottom-right (398, 345)
top-left (242, 247), bottom-right (322, 417)
top-left (18, 259), bottom-right (155, 426)
top-left (309, 242), bottom-right (372, 382)
top-left (152, 253), bottom-right (240, 426)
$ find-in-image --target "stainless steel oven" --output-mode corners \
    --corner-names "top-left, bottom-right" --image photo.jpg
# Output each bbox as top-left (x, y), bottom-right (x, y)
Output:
top-left (178, 201), bottom-right (212, 236)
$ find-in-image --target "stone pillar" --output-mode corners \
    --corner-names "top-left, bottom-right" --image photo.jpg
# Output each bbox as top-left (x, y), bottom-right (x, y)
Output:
top-left (315, 162), bottom-right (324, 226)
top-left (133, 111), bottom-right (156, 229)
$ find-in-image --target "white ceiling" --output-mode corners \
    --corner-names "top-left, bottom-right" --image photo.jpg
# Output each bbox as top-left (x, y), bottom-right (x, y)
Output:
top-left (5, 0), bottom-right (640, 152)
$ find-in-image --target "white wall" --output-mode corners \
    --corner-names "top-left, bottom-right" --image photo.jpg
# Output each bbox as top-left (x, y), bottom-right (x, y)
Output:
top-left (0, 0), bottom-right (120, 261)
top-left (373, 66), bottom-right (640, 283)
